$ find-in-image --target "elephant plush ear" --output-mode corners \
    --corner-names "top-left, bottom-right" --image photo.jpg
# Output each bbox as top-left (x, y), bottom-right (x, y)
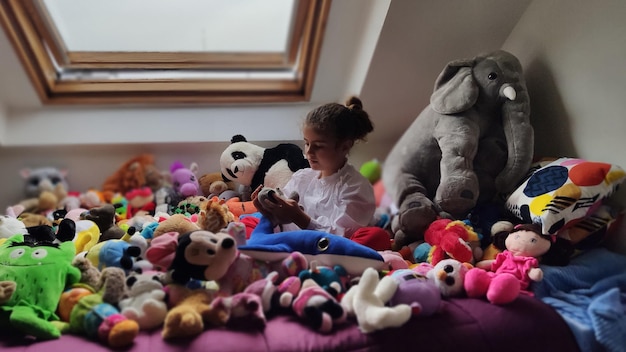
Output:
top-left (430, 59), bottom-right (478, 114)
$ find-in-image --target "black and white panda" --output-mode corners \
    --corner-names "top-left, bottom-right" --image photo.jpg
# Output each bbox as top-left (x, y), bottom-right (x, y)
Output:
top-left (220, 135), bottom-right (309, 191)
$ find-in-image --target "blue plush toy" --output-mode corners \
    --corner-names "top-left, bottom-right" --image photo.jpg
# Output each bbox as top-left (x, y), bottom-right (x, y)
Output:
top-left (299, 261), bottom-right (348, 297)
top-left (239, 216), bottom-right (385, 276)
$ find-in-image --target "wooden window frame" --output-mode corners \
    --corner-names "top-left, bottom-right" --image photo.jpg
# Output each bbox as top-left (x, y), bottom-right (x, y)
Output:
top-left (0, 0), bottom-right (331, 105)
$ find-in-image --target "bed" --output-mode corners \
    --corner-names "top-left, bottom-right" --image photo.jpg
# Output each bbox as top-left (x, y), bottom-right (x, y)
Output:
top-left (0, 294), bottom-right (580, 352)
top-left (2, 157), bottom-right (624, 352)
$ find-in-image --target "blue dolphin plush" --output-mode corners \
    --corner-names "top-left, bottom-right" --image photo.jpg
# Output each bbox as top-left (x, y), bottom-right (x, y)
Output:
top-left (238, 216), bottom-right (384, 276)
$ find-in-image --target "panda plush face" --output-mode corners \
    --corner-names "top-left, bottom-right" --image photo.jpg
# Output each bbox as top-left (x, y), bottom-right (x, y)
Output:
top-left (220, 140), bottom-right (266, 187)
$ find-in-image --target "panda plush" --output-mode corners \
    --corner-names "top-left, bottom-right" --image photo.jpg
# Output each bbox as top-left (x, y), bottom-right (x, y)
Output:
top-left (220, 135), bottom-right (309, 192)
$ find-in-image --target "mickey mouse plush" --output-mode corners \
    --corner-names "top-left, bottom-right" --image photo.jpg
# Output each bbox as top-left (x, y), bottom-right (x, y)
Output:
top-left (220, 135), bottom-right (309, 191)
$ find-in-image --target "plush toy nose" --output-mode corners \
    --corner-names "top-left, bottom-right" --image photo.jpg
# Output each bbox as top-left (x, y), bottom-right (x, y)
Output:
top-left (179, 183), bottom-right (199, 197)
top-left (221, 237), bottom-right (235, 249)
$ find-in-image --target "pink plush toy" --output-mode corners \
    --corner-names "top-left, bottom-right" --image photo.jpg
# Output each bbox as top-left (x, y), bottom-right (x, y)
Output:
top-left (210, 292), bottom-right (266, 330)
top-left (292, 278), bottom-right (347, 333)
top-left (463, 223), bottom-right (552, 305)
top-left (243, 271), bottom-right (301, 316)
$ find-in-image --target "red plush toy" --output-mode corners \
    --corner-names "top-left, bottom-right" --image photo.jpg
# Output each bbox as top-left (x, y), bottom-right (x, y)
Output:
top-left (423, 218), bottom-right (479, 265)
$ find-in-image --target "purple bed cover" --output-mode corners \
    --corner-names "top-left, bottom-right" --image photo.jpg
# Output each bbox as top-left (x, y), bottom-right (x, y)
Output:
top-left (0, 295), bottom-right (579, 352)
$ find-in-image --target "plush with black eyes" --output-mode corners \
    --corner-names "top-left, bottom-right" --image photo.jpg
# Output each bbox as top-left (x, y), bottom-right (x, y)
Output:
top-left (20, 167), bottom-right (69, 198)
top-left (220, 135), bottom-right (309, 191)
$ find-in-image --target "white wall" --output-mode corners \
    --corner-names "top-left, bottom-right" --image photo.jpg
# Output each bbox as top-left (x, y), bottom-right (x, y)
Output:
top-left (503, 0), bottom-right (626, 252)
top-left (0, 102), bottom-right (5, 144)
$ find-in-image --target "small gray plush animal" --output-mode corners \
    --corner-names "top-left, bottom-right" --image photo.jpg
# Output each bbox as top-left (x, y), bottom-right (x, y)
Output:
top-left (20, 167), bottom-right (69, 198)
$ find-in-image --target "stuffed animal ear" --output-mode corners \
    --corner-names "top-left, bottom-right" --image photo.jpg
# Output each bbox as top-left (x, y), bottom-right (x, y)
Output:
top-left (430, 59), bottom-right (478, 114)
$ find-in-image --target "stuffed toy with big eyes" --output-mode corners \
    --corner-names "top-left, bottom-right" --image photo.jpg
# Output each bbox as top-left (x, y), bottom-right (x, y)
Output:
top-left (0, 234), bottom-right (81, 340)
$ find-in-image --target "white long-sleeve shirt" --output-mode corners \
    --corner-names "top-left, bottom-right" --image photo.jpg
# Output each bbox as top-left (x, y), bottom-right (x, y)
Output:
top-left (280, 163), bottom-right (376, 238)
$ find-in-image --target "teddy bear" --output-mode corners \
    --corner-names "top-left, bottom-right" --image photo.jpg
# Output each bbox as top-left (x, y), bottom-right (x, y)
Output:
top-left (199, 172), bottom-right (237, 198)
top-left (81, 204), bottom-right (126, 241)
top-left (382, 50), bottom-right (533, 249)
top-left (69, 256), bottom-right (129, 306)
top-left (151, 213), bottom-right (200, 239)
top-left (101, 154), bottom-right (161, 203)
top-left (118, 272), bottom-right (168, 331)
top-left (340, 267), bottom-right (412, 334)
top-left (160, 285), bottom-right (228, 339)
top-left (220, 134), bottom-right (309, 192)
top-left (196, 197), bottom-right (235, 233)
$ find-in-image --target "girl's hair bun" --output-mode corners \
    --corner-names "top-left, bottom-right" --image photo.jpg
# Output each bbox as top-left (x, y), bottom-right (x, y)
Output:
top-left (345, 96), bottom-right (363, 110)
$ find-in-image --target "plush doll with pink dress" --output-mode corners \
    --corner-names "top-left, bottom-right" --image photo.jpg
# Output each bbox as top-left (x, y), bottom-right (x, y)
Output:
top-left (463, 223), bottom-right (572, 305)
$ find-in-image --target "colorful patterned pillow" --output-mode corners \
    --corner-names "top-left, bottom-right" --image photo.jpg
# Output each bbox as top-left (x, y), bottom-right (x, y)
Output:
top-left (505, 157), bottom-right (626, 235)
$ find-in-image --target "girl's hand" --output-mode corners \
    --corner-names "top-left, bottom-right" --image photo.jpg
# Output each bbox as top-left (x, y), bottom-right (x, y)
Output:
top-left (252, 185), bottom-right (275, 221)
top-left (252, 185), bottom-right (310, 228)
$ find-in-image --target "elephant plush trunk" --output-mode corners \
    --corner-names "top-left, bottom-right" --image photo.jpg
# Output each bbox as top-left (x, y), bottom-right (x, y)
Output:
top-left (495, 83), bottom-right (534, 195)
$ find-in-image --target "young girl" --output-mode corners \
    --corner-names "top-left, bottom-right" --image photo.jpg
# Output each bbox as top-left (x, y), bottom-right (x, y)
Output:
top-left (252, 97), bottom-right (391, 250)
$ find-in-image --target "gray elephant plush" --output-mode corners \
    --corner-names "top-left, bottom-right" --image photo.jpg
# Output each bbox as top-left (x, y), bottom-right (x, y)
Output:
top-left (382, 50), bottom-right (533, 249)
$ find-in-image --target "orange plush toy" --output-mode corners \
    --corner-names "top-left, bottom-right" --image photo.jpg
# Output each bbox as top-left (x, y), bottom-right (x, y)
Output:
top-left (101, 154), bottom-right (160, 203)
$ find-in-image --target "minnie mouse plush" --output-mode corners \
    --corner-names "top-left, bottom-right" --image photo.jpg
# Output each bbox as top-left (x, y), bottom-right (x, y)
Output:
top-left (463, 223), bottom-right (572, 304)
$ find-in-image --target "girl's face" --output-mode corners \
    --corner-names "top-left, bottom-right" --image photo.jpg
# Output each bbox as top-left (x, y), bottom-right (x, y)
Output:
top-left (505, 229), bottom-right (551, 258)
top-left (303, 125), bottom-right (352, 178)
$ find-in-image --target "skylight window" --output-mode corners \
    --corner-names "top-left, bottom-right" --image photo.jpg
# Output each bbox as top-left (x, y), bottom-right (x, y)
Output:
top-left (0, 0), bottom-right (330, 104)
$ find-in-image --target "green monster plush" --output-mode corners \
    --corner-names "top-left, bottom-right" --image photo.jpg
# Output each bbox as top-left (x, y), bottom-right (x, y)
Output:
top-left (0, 234), bottom-right (81, 339)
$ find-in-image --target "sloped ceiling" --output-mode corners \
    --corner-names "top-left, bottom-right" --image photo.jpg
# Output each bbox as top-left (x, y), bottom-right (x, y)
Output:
top-left (0, 0), bottom-right (532, 150)
top-left (360, 0), bottom-right (532, 146)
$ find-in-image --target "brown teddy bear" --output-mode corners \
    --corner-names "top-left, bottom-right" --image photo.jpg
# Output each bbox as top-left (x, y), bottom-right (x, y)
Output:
top-left (198, 172), bottom-right (236, 197)
top-left (161, 285), bottom-right (228, 339)
top-left (152, 214), bottom-right (200, 239)
top-left (196, 197), bottom-right (235, 233)
top-left (82, 204), bottom-right (126, 241)
top-left (101, 154), bottom-right (163, 203)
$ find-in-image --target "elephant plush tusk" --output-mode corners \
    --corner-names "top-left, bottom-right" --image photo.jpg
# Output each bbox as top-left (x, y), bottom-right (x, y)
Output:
top-left (501, 85), bottom-right (516, 100)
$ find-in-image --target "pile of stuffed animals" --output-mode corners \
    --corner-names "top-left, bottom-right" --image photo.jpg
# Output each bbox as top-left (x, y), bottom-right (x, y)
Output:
top-left (2, 50), bottom-right (619, 348)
